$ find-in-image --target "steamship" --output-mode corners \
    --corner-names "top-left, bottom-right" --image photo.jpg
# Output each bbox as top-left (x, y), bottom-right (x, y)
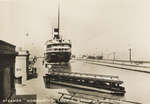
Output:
top-left (44, 4), bottom-right (71, 63)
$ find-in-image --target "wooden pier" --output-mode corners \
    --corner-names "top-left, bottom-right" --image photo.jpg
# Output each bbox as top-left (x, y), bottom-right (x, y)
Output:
top-left (44, 71), bottom-right (125, 96)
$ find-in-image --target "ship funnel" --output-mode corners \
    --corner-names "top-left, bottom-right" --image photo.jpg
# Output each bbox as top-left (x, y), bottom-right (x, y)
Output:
top-left (53, 28), bottom-right (60, 39)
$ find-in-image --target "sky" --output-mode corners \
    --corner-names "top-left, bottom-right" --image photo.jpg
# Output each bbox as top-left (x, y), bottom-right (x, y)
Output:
top-left (1, 0), bottom-right (150, 60)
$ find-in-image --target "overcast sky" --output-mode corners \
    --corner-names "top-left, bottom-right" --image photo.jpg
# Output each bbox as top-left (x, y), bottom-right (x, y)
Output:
top-left (1, 0), bottom-right (150, 60)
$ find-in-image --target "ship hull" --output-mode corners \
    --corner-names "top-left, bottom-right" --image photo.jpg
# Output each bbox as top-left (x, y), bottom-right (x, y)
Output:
top-left (45, 52), bottom-right (71, 63)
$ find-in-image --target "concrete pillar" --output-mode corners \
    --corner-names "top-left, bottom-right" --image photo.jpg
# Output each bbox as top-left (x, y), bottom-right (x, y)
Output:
top-left (15, 50), bottom-right (30, 84)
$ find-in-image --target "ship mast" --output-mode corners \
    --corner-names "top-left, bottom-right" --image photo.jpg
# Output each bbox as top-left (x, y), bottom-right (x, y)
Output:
top-left (58, 0), bottom-right (60, 38)
top-left (54, 0), bottom-right (60, 39)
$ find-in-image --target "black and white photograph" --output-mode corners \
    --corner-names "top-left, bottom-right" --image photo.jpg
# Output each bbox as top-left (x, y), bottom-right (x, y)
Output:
top-left (0, 0), bottom-right (150, 104)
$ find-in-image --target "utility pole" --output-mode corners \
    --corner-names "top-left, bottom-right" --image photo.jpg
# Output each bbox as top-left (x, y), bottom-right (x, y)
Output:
top-left (113, 52), bottom-right (116, 64)
top-left (129, 48), bottom-right (132, 63)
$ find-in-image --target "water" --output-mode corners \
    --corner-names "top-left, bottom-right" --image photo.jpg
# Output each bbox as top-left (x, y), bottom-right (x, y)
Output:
top-left (70, 61), bottom-right (150, 104)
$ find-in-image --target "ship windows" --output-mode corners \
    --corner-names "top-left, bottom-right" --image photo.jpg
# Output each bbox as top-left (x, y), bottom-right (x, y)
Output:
top-left (47, 44), bottom-right (71, 47)
top-left (47, 45), bottom-right (52, 48)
